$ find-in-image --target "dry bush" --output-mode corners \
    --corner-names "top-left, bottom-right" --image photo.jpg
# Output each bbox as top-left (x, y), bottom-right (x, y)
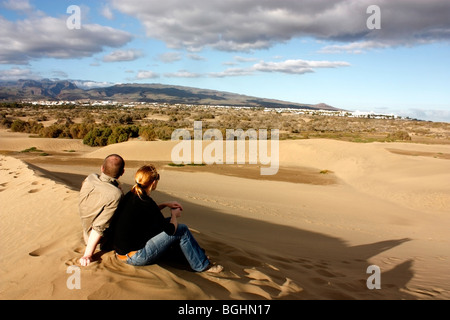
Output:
top-left (386, 130), bottom-right (412, 141)
top-left (2, 103), bottom-right (449, 145)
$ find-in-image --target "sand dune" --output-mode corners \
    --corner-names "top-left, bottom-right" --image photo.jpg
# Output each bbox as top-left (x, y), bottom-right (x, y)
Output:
top-left (85, 138), bottom-right (450, 214)
top-left (0, 131), bottom-right (94, 154)
top-left (1, 132), bottom-right (449, 300)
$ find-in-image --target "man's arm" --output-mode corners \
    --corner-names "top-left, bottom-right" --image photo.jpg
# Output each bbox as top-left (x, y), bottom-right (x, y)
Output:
top-left (80, 195), bottom-right (121, 266)
top-left (79, 229), bottom-right (102, 267)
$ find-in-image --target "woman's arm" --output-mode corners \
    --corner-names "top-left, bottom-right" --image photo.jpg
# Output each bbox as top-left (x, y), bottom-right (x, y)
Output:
top-left (158, 201), bottom-right (183, 211)
top-left (169, 207), bottom-right (182, 234)
top-left (157, 201), bottom-right (183, 235)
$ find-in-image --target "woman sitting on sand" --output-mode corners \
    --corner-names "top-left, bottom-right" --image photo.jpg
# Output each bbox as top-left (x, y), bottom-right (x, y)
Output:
top-left (112, 164), bottom-right (223, 273)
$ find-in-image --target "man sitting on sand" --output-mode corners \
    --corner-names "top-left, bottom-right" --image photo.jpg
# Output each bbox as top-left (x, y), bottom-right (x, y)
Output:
top-left (78, 154), bottom-right (125, 267)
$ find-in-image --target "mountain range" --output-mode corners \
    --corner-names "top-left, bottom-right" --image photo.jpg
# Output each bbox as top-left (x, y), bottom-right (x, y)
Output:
top-left (0, 79), bottom-right (339, 111)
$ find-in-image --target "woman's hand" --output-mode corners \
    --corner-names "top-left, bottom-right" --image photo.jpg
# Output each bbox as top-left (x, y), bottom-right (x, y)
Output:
top-left (161, 201), bottom-right (183, 211)
top-left (171, 207), bottom-right (182, 218)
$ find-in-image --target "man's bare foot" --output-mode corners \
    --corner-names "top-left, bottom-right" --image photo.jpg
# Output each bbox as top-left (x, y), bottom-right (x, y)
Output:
top-left (204, 264), bottom-right (223, 273)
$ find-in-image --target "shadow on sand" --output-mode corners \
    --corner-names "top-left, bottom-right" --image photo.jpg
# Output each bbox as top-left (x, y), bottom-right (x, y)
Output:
top-left (28, 164), bottom-right (417, 300)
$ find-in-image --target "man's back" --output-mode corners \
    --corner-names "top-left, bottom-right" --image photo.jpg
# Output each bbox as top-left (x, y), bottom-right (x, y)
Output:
top-left (79, 172), bottom-right (123, 245)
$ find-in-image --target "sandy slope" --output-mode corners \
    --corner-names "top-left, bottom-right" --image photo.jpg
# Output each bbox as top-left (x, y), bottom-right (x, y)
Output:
top-left (0, 132), bottom-right (449, 300)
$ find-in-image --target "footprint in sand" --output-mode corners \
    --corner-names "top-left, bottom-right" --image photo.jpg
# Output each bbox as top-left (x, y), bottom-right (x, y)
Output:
top-left (300, 263), bottom-right (315, 270)
top-left (315, 269), bottom-right (337, 278)
top-left (312, 277), bottom-right (328, 285)
top-left (229, 253), bottom-right (262, 267)
top-left (28, 189), bottom-right (41, 194)
top-left (65, 257), bottom-right (81, 266)
top-left (29, 249), bottom-right (42, 257)
top-left (29, 240), bottom-right (64, 257)
top-left (73, 247), bottom-right (84, 254)
top-left (315, 264), bottom-right (346, 278)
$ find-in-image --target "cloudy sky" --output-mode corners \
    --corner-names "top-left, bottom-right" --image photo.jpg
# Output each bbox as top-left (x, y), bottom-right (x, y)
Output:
top-left (1, 0), bottom-right (449, 121)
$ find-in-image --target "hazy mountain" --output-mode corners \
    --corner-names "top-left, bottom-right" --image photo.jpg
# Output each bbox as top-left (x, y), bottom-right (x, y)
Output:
top-left (0, 79), bottom-right (340, 111)
top-left (0, 79), bottom-right (84, 100)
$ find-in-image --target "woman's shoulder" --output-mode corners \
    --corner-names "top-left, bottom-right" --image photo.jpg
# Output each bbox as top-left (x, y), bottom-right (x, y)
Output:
top-left (123, 191), bottom-right (156, 207)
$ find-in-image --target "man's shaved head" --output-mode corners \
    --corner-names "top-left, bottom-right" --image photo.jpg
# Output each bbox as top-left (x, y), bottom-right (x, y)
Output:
top-left (102, 154), bottom-right (125, 179)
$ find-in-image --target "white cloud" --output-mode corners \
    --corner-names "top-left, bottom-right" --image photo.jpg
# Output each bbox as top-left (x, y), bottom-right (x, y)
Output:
top-left (135, 70), bottom-right (160, 80)
top-left (223, 56), bottom-right (258, 67)
top-left (0, 12), bottom-right (133, 65)
top-left (253, 59), bottom-right (350, 74)
top-left (2, 0), bottom-right (33, 12)
top-left (187, 54), bottom-right (206, 61)
top-left (0, 67), bottom-right (40, 81)
top-left (318, 41), bottom-right (390, 54)
top-left (52, 70), bottom-right (69, 78)
top-left (73, 80), bottom-right (115, 89)
top-left (398, 108), bottom-right (450, 123)
top-left (209, 67), bottom-right (255, 78)
top-left (164, 70), bottom-right (202, 78)
top-left (158, 52), bottom-right (182, 63)
top-left (234, 56), bottom-right (258, 63)
top-left (103, 49), bottom-right (143, 62)
top-left (222, 61), bottom-right (238, 67)
top-left (110, 0), bottom-right (450, 52)
top-left (209, 58), bottom-right (350, 77)
top-left (101, 5), bottom-right (115, 20)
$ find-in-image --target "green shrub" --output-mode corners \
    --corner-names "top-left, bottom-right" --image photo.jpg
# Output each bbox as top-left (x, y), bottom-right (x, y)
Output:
top-left (83, 127), bottom-right (112, 146)
top-left (168, 163), bottom-right (185, 167)
top-left (83, 125), bottom-right (139, 146)
top-left (20, 147), bottom-right (42, 153)
top-left (108, 126), bottom-right (133, 145)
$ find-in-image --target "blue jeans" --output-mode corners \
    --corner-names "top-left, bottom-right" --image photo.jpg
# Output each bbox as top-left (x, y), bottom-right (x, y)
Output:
top-left (126, 224), bottom-right (210, 272)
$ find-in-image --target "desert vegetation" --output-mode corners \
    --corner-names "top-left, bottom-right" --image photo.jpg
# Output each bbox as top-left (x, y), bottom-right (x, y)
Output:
top-left (1, 102), bottom-right (449, 146)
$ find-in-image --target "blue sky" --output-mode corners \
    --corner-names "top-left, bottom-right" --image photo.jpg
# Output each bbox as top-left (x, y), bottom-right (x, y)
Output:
top-left (1, 0), bottom-right (449, 122)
